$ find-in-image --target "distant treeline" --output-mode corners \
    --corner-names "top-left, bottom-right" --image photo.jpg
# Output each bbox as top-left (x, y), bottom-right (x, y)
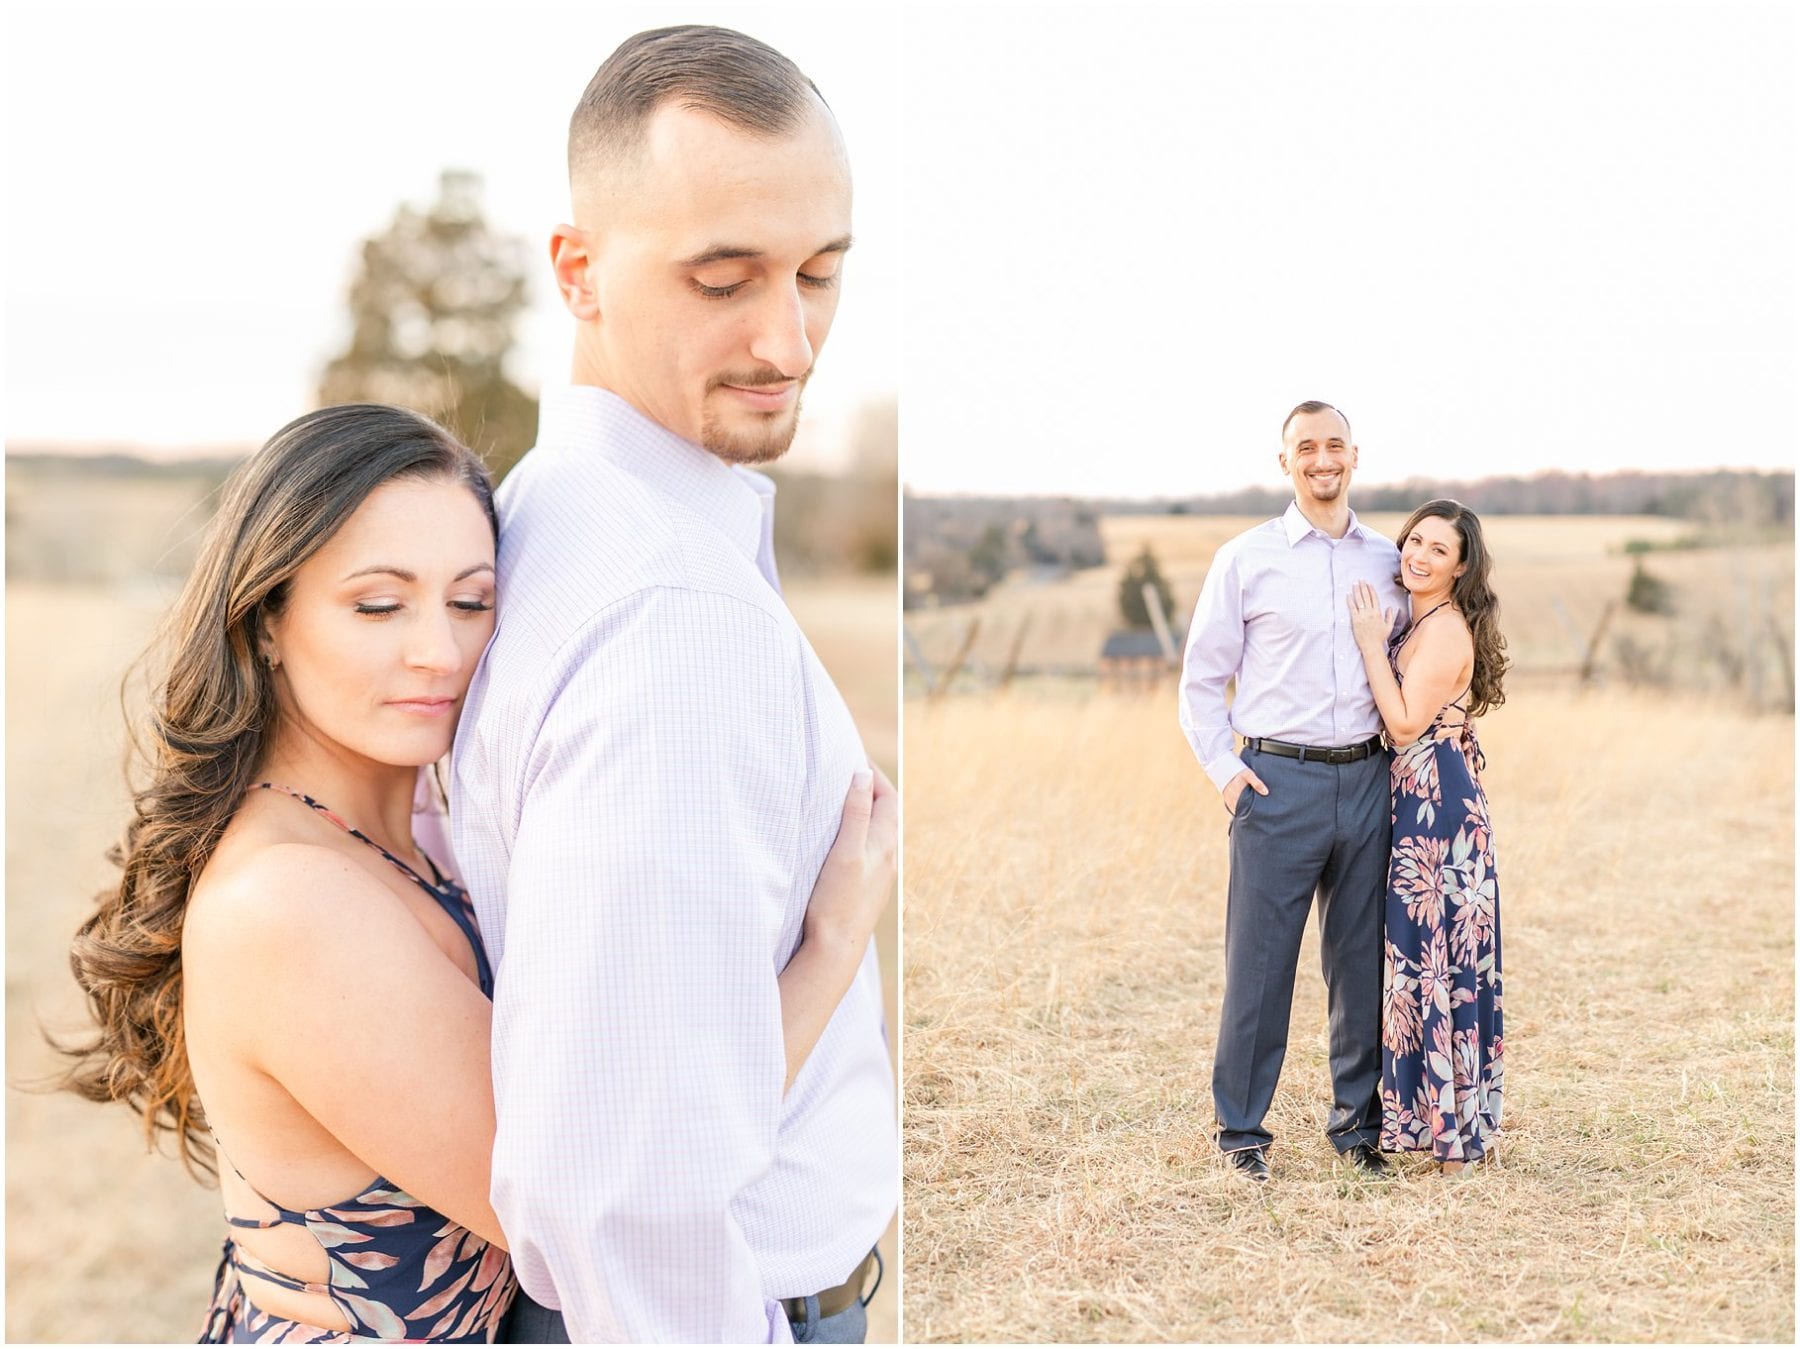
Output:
top-left (904, 468), bottom-right (1795, 607)
top-left (6, 449), bottom-right (244, 483)
top-left (7, 450), bottom-right (895, 584)
top-left (1117, 468), bottom-right (1795, 528)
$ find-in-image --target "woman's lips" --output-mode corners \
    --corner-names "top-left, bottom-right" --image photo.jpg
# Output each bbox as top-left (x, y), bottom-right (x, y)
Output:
top-left (387, 697), bottom-right (455, 718)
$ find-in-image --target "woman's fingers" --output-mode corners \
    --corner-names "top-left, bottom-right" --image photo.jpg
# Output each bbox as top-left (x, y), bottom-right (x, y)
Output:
top-left (834, 769), bottom-right (874, 856)
top-left (867, 765), bottom-right (898, 868)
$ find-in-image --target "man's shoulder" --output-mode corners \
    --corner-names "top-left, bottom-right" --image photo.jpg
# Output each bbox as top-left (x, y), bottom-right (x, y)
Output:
top-left (1214, 515), bottom-right (1287, 566)
top-left (493, 450), bottom-right (782, 651)
top-left (1351, 518), bottom-right (1401, 556)
top-left (499, 443), bottom-right (678, 575)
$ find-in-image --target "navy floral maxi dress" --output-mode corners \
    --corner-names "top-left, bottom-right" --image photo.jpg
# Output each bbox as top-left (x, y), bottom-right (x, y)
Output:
top-left (1378, 608), bottom-right (1504, 1162)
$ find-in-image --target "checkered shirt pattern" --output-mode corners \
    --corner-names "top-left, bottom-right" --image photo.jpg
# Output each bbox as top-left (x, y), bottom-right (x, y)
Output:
top-left (450, 385), bottom-right (897, 1343)
top-left (1179, 502), bottom-right (1408, 790)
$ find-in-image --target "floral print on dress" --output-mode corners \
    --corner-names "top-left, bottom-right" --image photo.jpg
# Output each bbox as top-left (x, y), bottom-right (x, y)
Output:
top-left (1379, 650), bottom-right (1504, 1162)
top-left (200, 1181), bottom-right (515, 1343)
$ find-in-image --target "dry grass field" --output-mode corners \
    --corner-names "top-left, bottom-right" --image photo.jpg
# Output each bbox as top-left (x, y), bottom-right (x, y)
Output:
top-left (5, 574), bottom-right (898, 1344)
top-left (908, 515), bottom-right (1794, 703)
top-left (902, 686), bottom-right (1793, 1342)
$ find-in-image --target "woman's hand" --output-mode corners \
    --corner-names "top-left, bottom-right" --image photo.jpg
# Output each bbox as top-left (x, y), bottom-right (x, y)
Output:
top-left (802, 766), bottom-right (898, 957)
top-left (1347, 581), bottom-right (1397, 654)
top-left (779, 765), bottom-right (897, 1092)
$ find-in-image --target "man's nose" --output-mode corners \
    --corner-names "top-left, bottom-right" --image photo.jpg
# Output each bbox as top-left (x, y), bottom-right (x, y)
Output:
top-left (746, 282), bottom-right (814, 378)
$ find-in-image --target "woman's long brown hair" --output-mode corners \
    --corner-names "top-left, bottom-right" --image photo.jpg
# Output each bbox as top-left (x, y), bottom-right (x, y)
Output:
top-left (59, 404), bottom-right (496, 1177)
top-left (1396, 498), bottom-right (1509, 718)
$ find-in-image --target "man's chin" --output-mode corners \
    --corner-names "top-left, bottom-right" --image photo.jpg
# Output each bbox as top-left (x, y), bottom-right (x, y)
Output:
top-left (701, 408), bottom-right (801, 466)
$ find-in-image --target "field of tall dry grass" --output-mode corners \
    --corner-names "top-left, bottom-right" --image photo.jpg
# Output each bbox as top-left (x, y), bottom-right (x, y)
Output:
top-left (902, 686), bottom-right (1793, 1342)
top-left (5, 574), bottom-right (898, 1343)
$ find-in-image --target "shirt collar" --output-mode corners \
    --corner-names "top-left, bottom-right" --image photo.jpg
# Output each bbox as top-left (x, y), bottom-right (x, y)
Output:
top-left (535, 384), bottom-right (773, 567)
top-left (1281, 499), bottom-right (1377, 547)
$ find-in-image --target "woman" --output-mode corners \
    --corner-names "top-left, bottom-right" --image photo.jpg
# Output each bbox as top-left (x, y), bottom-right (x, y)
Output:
top-left (1347, 498), bottom-right (1506, 1176)
top-left (61, 405), bottom-right (897, 1341)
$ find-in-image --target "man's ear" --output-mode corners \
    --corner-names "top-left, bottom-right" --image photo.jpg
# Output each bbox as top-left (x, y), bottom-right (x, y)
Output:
top-left (1277, 451), bottom-right (1289, 476)
top-left (1350, 444), bottom-right (1360, 469)
top-left (549, 225), bottom-right (600, 322)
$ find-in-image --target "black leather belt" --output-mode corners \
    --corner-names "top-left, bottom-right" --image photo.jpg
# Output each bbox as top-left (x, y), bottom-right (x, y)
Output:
top-left (782, 1249), bottom-right (881, 1323)
top-left (1244, 735), bottom-right (1382, 764)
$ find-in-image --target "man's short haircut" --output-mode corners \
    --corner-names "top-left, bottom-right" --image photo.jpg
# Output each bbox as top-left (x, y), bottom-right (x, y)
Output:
top-left (1282, 400), bottom-right (1352, 443)
top-left (569, 25), bottom-right (824, 183)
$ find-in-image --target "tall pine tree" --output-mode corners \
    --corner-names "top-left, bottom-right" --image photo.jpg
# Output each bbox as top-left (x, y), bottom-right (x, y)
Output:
top-left (319, 170), bottom-right (538, 479)
top-left (1118, 543), bottom-right (1175, 630)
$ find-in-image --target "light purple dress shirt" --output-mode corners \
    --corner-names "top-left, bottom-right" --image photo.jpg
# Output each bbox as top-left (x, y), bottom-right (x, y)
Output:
top-left (450, 386), bottom-right (897, 1343)
top-left (1178, 502), bottom-right (1407, 791)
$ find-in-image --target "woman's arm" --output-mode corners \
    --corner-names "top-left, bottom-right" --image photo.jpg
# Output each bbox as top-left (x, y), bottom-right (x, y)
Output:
top-left (190, 843), bottom-right (508, 1248)
top-left (1347, 583), bottom-right (1473, 746)
top-left (189, 769), bottom-right (897, 1252)
top-left (778, 766), bottom-right (898, 1091)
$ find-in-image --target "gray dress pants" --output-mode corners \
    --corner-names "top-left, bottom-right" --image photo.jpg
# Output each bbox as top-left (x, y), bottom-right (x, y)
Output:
top-left (1212, 742), bottom-right (1389, 1155)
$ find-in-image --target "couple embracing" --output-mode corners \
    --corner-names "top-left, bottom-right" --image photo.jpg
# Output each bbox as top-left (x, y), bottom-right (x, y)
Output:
top-left (1179, 400), bottom-right (1508, 1184)
top-left (66, 26), bottom-right (895, 1345)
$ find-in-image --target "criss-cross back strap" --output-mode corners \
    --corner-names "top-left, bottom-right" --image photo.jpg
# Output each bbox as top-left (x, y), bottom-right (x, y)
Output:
top-left (213, 1131), bottom-right (306, 1226)
top-left (210, 1131), bottom-right (342, 1303)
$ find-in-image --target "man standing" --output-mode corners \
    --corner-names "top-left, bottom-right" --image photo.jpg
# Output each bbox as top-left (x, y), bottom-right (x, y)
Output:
top-left (1177, 401), bottom-right (1406, 1183)
top-left (452, 27), bottom-right (895, 1342)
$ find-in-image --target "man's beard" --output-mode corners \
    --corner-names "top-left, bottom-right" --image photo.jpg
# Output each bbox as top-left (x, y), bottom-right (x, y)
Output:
top-left (701, 369), bottom-right (809, 465)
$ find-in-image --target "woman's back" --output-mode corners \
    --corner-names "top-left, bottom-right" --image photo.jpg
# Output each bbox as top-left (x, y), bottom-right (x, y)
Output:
top-left (183, 786), bottom-right (514, 1340)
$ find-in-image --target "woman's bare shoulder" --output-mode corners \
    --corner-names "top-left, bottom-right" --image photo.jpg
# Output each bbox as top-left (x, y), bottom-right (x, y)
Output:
top-left (1419, 607), bottom-right (1475, 656)
top-left (184, 816), bottom-right (405, 969)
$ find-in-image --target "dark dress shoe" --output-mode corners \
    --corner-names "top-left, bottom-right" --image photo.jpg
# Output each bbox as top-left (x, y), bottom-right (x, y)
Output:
top-left (1225, 1146), bottom-right (1270, 1182)
top-left (1342, 1143), bottom-right (1391, 1175)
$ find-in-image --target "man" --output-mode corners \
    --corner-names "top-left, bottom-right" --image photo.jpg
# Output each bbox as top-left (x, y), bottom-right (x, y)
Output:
top-left (451, 27), bottom-right (896, 1342)
top-left (1177, 400), bottom-right (1407, 1183)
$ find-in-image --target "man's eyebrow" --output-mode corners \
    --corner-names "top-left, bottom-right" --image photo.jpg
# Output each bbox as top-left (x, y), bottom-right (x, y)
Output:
top-left (678, 235), bottom-right (855, 269)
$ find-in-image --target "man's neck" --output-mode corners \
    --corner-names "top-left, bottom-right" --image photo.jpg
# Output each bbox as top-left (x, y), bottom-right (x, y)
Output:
top-left (1293, 495), bottom-right (1353, 540)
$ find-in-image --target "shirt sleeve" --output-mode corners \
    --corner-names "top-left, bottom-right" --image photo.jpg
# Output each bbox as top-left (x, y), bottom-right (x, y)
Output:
top-left (487, 585), bottom-right (804, 1344)
top-left (1178, 543), bottom-right (1250, 791)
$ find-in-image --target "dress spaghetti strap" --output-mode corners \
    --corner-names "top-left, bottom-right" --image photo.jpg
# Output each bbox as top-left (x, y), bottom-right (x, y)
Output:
top-left (248, 782), bottom-right (493, 997)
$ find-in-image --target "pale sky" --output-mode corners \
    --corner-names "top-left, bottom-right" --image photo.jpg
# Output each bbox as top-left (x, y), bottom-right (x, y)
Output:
top-left (5, 2), bottom-right (899, 472)
top-left (9, 5), bottom-right (1795, 494)
top-left (901, 4), bottom-right (1797, 495)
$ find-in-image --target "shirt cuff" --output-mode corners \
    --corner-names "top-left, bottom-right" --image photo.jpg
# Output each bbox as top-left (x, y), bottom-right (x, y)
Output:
top-left (1204, 750), bottom-right (1248, 793)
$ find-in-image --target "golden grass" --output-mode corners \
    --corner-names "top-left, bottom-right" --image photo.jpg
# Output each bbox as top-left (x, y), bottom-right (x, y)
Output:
top-left (907, 516), bottom-right (1793, 696)
top-left (6, 577), bottom-right (897, 1343)
top-left (901, 686), bottom-right (1794, 1342)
